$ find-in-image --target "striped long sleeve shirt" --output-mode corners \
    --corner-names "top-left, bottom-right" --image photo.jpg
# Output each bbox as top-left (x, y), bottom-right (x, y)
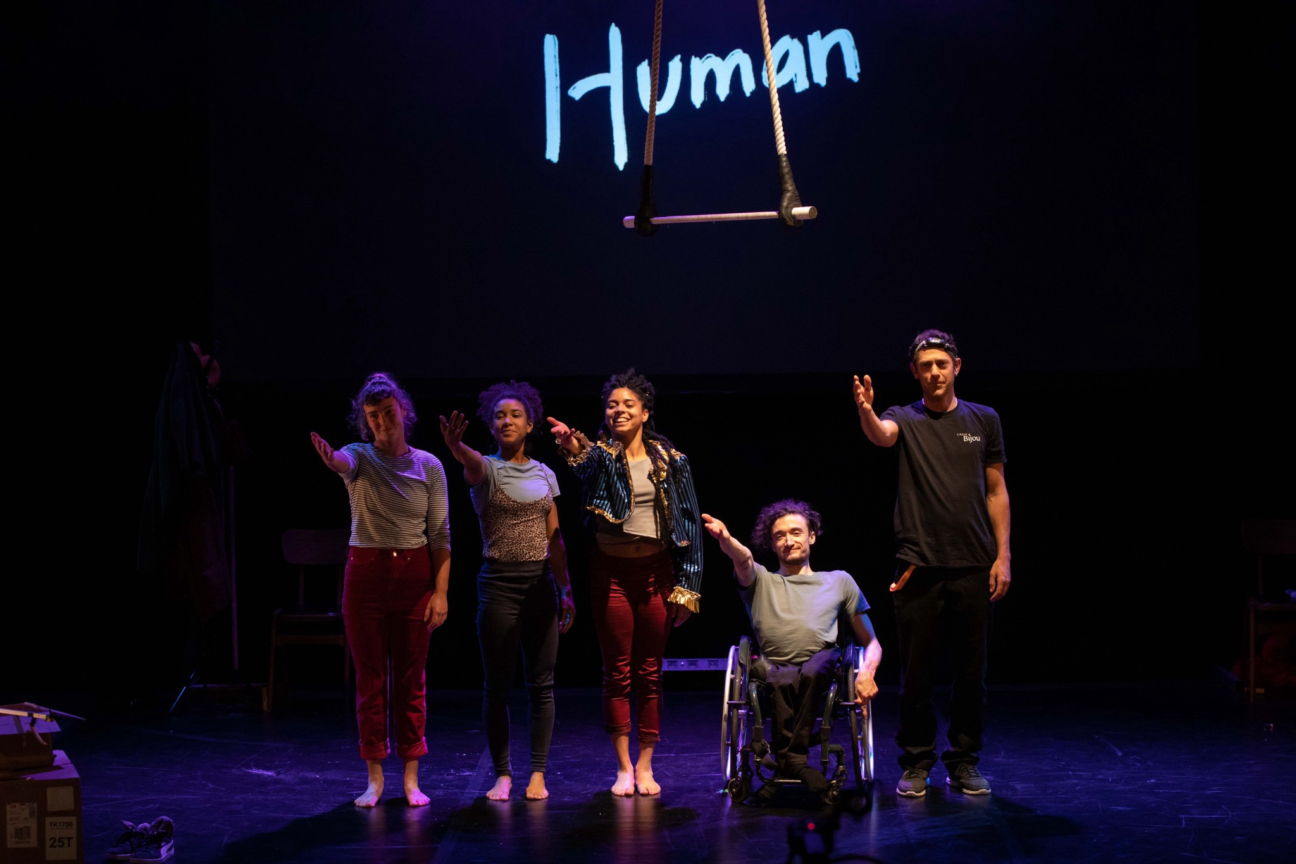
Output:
top-left (341, 443), bottom-right (451, 551)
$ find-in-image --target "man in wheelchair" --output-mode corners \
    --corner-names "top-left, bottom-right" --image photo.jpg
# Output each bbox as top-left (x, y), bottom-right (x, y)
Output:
top-left (703, 500), bottom-right (881, 798)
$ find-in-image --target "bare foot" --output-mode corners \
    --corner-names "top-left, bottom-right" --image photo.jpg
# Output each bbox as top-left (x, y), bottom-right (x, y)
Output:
top-left (487, 775), bottom-right (512, 801)
top-left (405, 783), bottom-right (430, 807)
top-left (355, 761), bottom-right (384, 807)
top-left (355, 782), bottom-right (382, 807)
top-left (525, 772), bottom-right (549, 800)
top-left (610, 770), bottom-right (635, 797)
top-left (403, 759), bottom-right (430, 807)
top-left (635, 765), bottom-right (660, 796)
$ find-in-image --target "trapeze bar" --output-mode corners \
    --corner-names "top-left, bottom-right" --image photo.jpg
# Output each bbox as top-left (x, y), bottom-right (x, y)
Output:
top-left (622, 205), bottom-right (817, 228)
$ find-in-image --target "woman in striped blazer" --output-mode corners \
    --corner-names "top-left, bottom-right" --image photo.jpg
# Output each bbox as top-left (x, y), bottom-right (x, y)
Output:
top-left (547, 369), bottom-right (703, 797)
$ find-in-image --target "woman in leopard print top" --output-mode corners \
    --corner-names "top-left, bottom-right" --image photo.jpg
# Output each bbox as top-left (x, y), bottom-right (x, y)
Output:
top-left (440, 380), bottom-right (575, 802)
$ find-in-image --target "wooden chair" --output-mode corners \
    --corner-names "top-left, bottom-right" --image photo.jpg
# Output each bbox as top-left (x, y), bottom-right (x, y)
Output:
top-left (267, 529), bottom-right (352, 711)
top-left (1243, 519), bottom-right (1296, 703)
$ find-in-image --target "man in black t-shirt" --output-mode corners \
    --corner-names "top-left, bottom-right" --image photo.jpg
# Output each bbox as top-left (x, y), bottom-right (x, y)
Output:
top-left (853, 329), bottom-right (1012, 798)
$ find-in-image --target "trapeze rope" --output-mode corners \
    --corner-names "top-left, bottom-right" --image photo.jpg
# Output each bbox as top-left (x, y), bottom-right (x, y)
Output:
top-left (627, 0), bottom-right (815, 232)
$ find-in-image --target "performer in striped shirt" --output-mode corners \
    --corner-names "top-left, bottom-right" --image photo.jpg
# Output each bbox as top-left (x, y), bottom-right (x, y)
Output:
top-left (310, 372), bottom-right (451, 808)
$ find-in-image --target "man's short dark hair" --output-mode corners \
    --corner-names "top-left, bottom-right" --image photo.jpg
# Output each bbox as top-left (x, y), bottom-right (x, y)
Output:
top-left (751, 499), bottom-right (823, 549)
top-left (909, 329), bottom-right (958, 363)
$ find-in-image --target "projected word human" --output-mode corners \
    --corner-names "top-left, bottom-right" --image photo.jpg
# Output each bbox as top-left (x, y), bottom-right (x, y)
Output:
top-left (544, 24), bottom-right (859, 170)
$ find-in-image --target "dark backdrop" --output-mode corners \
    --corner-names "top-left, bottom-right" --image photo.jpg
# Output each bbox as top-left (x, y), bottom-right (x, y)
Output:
top-left (208, 0), bottom-right (1198, 380)
top-left (5, 1), bottom-right (1291, 702)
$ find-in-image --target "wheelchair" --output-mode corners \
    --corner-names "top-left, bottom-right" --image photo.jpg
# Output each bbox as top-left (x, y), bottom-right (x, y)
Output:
top-left (721, 635), bottom-right (874, 802)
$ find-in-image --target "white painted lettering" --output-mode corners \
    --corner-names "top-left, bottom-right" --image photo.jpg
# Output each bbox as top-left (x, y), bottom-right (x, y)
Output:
top-left (544, 34), bottom-right (561, 163)
top-left (808, 29), bottom-right (860, 86)
top-left (637, 55), bottom-right (683, 113)
top-left (759, 35), bottom-right (809, 92)
top-left (689, 50), bottom-right (756, 108)
top-left (566, 25), bottom-right (628, 170)
top-left (545, 24), bottom-right (859, 168)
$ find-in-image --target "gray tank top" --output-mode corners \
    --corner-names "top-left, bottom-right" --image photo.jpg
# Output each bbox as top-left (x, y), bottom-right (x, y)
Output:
top-left (598, 456), bottom-right (660, 545)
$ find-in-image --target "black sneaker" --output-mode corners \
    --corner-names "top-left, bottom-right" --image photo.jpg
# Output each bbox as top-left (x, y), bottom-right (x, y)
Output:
top-left (130, 816), bottom-right (174, 863)
top-left (896, 767), bottom-right (929, 797)
top-left (946, 763), bottom-right (991, 795)
top-left (104, 821), bottom-right (151, 860)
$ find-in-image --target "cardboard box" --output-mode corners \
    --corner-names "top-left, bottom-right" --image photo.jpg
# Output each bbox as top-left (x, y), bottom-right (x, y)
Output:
top-left (0, 750), bottom-right (83, 863)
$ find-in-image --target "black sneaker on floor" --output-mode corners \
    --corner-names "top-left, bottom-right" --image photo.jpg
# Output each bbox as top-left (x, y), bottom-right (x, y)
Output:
top-left (104, 821), bottom-right (152, 860)
top-left (896, 767), bottom-right (929, 797)
top-left (130, 815), bottom-right (175, 863)
top-left (946, 763), bottom-right (991, 795)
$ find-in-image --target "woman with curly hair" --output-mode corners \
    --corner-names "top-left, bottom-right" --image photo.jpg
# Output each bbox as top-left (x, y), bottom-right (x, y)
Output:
top-left (439, 381), bottom-right (574, 801)
top-left (310, 372), bottom-right (451, 808)
top-left (547, 369), bottom-right (702, 796)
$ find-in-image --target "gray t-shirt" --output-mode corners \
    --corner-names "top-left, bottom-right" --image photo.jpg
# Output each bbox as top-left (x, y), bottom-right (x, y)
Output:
top-left (739, 562), bottom-right (869, 665)
top-left (467, 455), bottom-right (560, 515)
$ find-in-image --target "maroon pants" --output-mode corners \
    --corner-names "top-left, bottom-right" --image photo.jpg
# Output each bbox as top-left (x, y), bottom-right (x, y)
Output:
top-left (589, 548), bottom-right (674, 744)
top-left (343, 546), bottom-right (433, 761)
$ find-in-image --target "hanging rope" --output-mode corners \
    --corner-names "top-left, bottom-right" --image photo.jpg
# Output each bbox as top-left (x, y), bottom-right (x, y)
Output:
top-left (624, 0), bottom-right (816, 231)
top-left (634, 0), bottom-right (665, 236)
top-left (757, 0), bottom-right (804, 226)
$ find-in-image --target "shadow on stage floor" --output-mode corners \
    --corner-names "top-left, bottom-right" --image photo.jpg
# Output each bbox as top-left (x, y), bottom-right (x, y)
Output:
top-left (35, 683), bottom-right (1295, 863)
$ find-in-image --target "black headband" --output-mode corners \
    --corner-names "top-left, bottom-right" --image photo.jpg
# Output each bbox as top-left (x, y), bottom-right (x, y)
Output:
top-left (911, 337), bottom-right (958, 362)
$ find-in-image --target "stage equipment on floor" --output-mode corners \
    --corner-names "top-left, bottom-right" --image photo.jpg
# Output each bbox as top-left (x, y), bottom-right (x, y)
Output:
top-left (721, 636), bottom-right (874, 803)
top-left (627, 0), bottom-right (816, 234)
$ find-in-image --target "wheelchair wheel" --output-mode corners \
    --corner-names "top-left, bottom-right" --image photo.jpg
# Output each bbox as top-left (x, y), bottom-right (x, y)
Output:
top-left (721, 644), bottom-right (742, 780)
top-left (725, 769), bottom-right (751, 802)
top-left (846, 647), bottom-right (875, 788)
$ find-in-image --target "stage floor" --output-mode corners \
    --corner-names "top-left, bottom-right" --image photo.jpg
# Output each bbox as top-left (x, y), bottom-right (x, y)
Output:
top-left (52, 682), bottom-right (1293, 863)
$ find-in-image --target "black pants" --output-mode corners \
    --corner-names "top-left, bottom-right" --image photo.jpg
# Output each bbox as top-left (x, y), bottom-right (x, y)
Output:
top-left (752, 646), bottom-right (841, 770)
top-left (893, 564), bottom-right (991, 772)
top-left (477, 559), bottom-right (560, 776)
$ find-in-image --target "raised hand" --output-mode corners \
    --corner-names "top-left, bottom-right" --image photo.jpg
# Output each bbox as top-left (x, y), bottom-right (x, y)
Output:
top-left (310, 431), bottom-right (351, 474)
top-left (311, 431), bottom-right (335, 464)
top-left (852, 374), bottom-right (875, 415)
top-left (439, 411), bottom-right (469, 453)
top-left (700, 513), bottom-right (732, 542)
top-left (547, 416), bottom-right (579, 453)
top-left (702, 513), bottom-right (754, 584)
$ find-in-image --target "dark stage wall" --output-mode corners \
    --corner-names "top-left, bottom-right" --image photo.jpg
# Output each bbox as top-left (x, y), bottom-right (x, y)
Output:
top-left (207, 0), bottom-right (1200, 381)
top-left (6, 2), bottom-right (1291, 699)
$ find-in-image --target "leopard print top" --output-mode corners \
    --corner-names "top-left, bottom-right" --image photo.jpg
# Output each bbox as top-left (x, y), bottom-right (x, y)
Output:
top-left (480, 482), bottom-right (552, 562)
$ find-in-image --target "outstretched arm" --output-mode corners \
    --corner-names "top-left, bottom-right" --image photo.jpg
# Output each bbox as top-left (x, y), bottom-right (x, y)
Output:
top-left (700, 513), bottom-right (755, 588)
top-left (849, 612), bottom-right (882, 700)
top-left (853, 375), bottom-right (899, 448)
top-left (546, 416), bottom-right (585, 456)
top-left (439, 411), bottom-right (487, 487)
top-left (310, 432), bottom-right (356, 475)
top-left (986, 463), bottom-right (1011, 601)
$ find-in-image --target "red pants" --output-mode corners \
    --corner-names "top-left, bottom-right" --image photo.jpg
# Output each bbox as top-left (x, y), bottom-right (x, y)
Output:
top-left (589, 549), bottom-right (674, 744)
top-left (343, 546), bottom-right (433, 761)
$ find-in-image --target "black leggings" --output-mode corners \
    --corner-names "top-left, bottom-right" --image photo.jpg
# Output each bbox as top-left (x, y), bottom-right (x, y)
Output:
top-left (477, 559), bottom-right (560, 776)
